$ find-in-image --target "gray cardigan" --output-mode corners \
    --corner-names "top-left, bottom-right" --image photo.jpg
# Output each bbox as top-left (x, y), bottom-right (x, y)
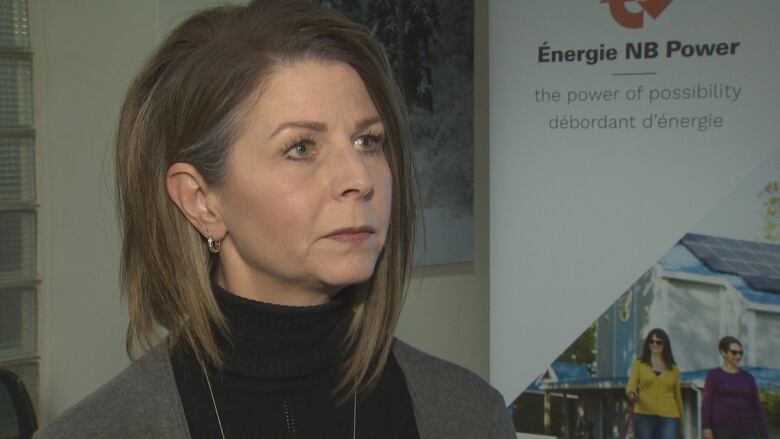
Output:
top-left (35, 340), bottom-right (515, 438)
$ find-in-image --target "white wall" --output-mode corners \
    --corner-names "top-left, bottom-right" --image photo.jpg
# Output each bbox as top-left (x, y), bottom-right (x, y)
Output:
top-left (34, 0), bottom-right (156, 422)
top-left (33, 0), bottom-right (491, 423)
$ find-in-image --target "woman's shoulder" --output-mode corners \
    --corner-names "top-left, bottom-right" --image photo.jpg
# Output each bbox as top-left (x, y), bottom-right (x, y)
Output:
top-left (393, 339), bottom-right (498, 397)
top-left (34, 349), bottom-right (188, 439)
top-left (738, 368), bottom-right (758, 383)
top-left (630, 358), bottom-right (646, 371)
top-left (705, 366), bottom-right (720, 376)
top-left (392, 339), bottom-right (515, 438)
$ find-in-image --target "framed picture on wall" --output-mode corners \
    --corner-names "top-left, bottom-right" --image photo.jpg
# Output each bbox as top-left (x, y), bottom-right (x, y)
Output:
top-left (321, 0), bottom-right (475, 265)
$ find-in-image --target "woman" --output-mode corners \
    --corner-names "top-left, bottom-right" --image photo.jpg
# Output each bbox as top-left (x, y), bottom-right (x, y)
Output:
top-left (625, 328), bottom-right (683, 439)
top-left (702, 336), bottom-right (768, 439)
top-left (35, 1), bottom-right (514, 438)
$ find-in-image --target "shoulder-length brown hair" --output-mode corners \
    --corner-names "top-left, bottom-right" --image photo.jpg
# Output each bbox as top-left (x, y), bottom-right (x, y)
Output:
top-left (115, 0), bottom-right (417, 396)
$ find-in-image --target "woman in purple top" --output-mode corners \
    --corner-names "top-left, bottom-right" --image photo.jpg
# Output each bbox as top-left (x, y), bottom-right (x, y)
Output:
top-left (702, 336), bottom-right (768, 439)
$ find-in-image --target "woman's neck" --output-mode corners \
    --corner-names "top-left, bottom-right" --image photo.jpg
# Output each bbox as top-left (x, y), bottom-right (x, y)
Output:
top-left (215, 272), bottom-right (334, 306)
top-left (721, 363), bottom-right (740, 373)
top-left (650, 353), bottom-right (665, 369)
top-left (211, 283), bottom-right (350, 379)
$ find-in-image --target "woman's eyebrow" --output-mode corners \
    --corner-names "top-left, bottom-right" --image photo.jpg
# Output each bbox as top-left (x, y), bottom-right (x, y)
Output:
top-left (268, 120), bottom-right (327, 139)
top-left (267, 116), bottom-right (382, 140)
top-left (354, 116), bottom-right (382, 132)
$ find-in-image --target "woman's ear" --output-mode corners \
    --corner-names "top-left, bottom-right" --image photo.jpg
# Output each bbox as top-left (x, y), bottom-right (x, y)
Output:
top-left (166, 162), bottom-right (226, 240)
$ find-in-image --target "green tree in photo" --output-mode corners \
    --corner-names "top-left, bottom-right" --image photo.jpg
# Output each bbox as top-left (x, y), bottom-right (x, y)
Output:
top-left (556, 323), bottom-right (597, 374)
top-left (759, 389), bottom-right (780, 435)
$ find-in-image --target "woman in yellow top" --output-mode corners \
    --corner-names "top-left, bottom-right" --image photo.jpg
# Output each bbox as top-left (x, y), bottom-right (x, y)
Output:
top-left (625, 328), bottom-right (683, 439)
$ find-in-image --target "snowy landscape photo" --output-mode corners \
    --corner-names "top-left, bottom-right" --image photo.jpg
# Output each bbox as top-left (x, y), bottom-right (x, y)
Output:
top-left (321, 0), bottom-right (475, 265)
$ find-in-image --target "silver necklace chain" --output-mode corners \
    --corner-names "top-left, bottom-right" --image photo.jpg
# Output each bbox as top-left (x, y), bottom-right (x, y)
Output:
top-left (202, 366), bottom-right (357, 439)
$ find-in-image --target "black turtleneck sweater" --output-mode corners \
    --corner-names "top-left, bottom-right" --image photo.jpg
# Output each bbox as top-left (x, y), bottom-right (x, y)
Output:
top-left (170, 285), bottom-right (420, 439)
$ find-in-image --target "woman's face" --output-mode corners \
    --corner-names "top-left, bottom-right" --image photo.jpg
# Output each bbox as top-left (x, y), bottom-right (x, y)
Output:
top-left (213, 61), bottom-right (391, 305)
top-left (648, 333), bottom-right (664, 355)
top-left (721, 343), bottom-right (743, 368)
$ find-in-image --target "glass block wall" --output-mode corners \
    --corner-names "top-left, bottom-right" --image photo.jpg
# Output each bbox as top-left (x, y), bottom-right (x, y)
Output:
top-left (0, 0), bottom-right (38, 416)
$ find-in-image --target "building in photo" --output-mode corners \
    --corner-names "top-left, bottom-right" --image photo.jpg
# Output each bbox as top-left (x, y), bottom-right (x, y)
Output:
top-left (512, 233), bottom-right (780, 438)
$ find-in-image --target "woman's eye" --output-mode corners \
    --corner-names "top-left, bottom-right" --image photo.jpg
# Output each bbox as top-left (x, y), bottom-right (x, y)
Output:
top-left (284, 140), bottom-right (316, 160)
top-left (354, 133), bottom-right (384, 153)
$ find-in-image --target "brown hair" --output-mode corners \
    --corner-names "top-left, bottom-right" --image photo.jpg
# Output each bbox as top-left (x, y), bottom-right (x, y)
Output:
top-left (115, 0), bottom-right (417, 397)
top-left (639, 328), bottom-right (676, 369)
top-left (718, 335), bottom-right (741, 353)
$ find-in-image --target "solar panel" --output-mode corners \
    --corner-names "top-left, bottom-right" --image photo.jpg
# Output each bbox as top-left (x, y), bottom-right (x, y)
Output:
top-left (681, 233), bottom-right (780, 294)
top-left (743, 276), bottom-right (780, 293)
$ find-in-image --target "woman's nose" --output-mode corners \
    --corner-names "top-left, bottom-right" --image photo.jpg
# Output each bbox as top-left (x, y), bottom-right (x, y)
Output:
top-left (329, 146), bottom-right (375, 200)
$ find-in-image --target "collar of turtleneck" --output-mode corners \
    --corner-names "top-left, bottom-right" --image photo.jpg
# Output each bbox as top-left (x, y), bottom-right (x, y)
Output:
top-left (212, 283), bottom-right (351, 381)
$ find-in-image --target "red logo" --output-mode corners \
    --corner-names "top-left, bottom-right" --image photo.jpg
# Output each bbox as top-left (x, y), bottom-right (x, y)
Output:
top-left (601, 0), bottom-right (673, 29)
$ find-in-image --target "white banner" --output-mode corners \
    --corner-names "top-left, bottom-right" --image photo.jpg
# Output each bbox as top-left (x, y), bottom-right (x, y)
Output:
top-left (490, 0), bottom-right (780, 401)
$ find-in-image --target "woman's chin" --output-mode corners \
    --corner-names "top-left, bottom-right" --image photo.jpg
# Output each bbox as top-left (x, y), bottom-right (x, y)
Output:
top-left (320, 267), bottom-right (377, 292)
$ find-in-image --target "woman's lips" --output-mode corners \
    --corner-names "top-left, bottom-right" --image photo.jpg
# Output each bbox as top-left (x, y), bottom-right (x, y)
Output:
top-left (326, 226), bottom-right (375, 243)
